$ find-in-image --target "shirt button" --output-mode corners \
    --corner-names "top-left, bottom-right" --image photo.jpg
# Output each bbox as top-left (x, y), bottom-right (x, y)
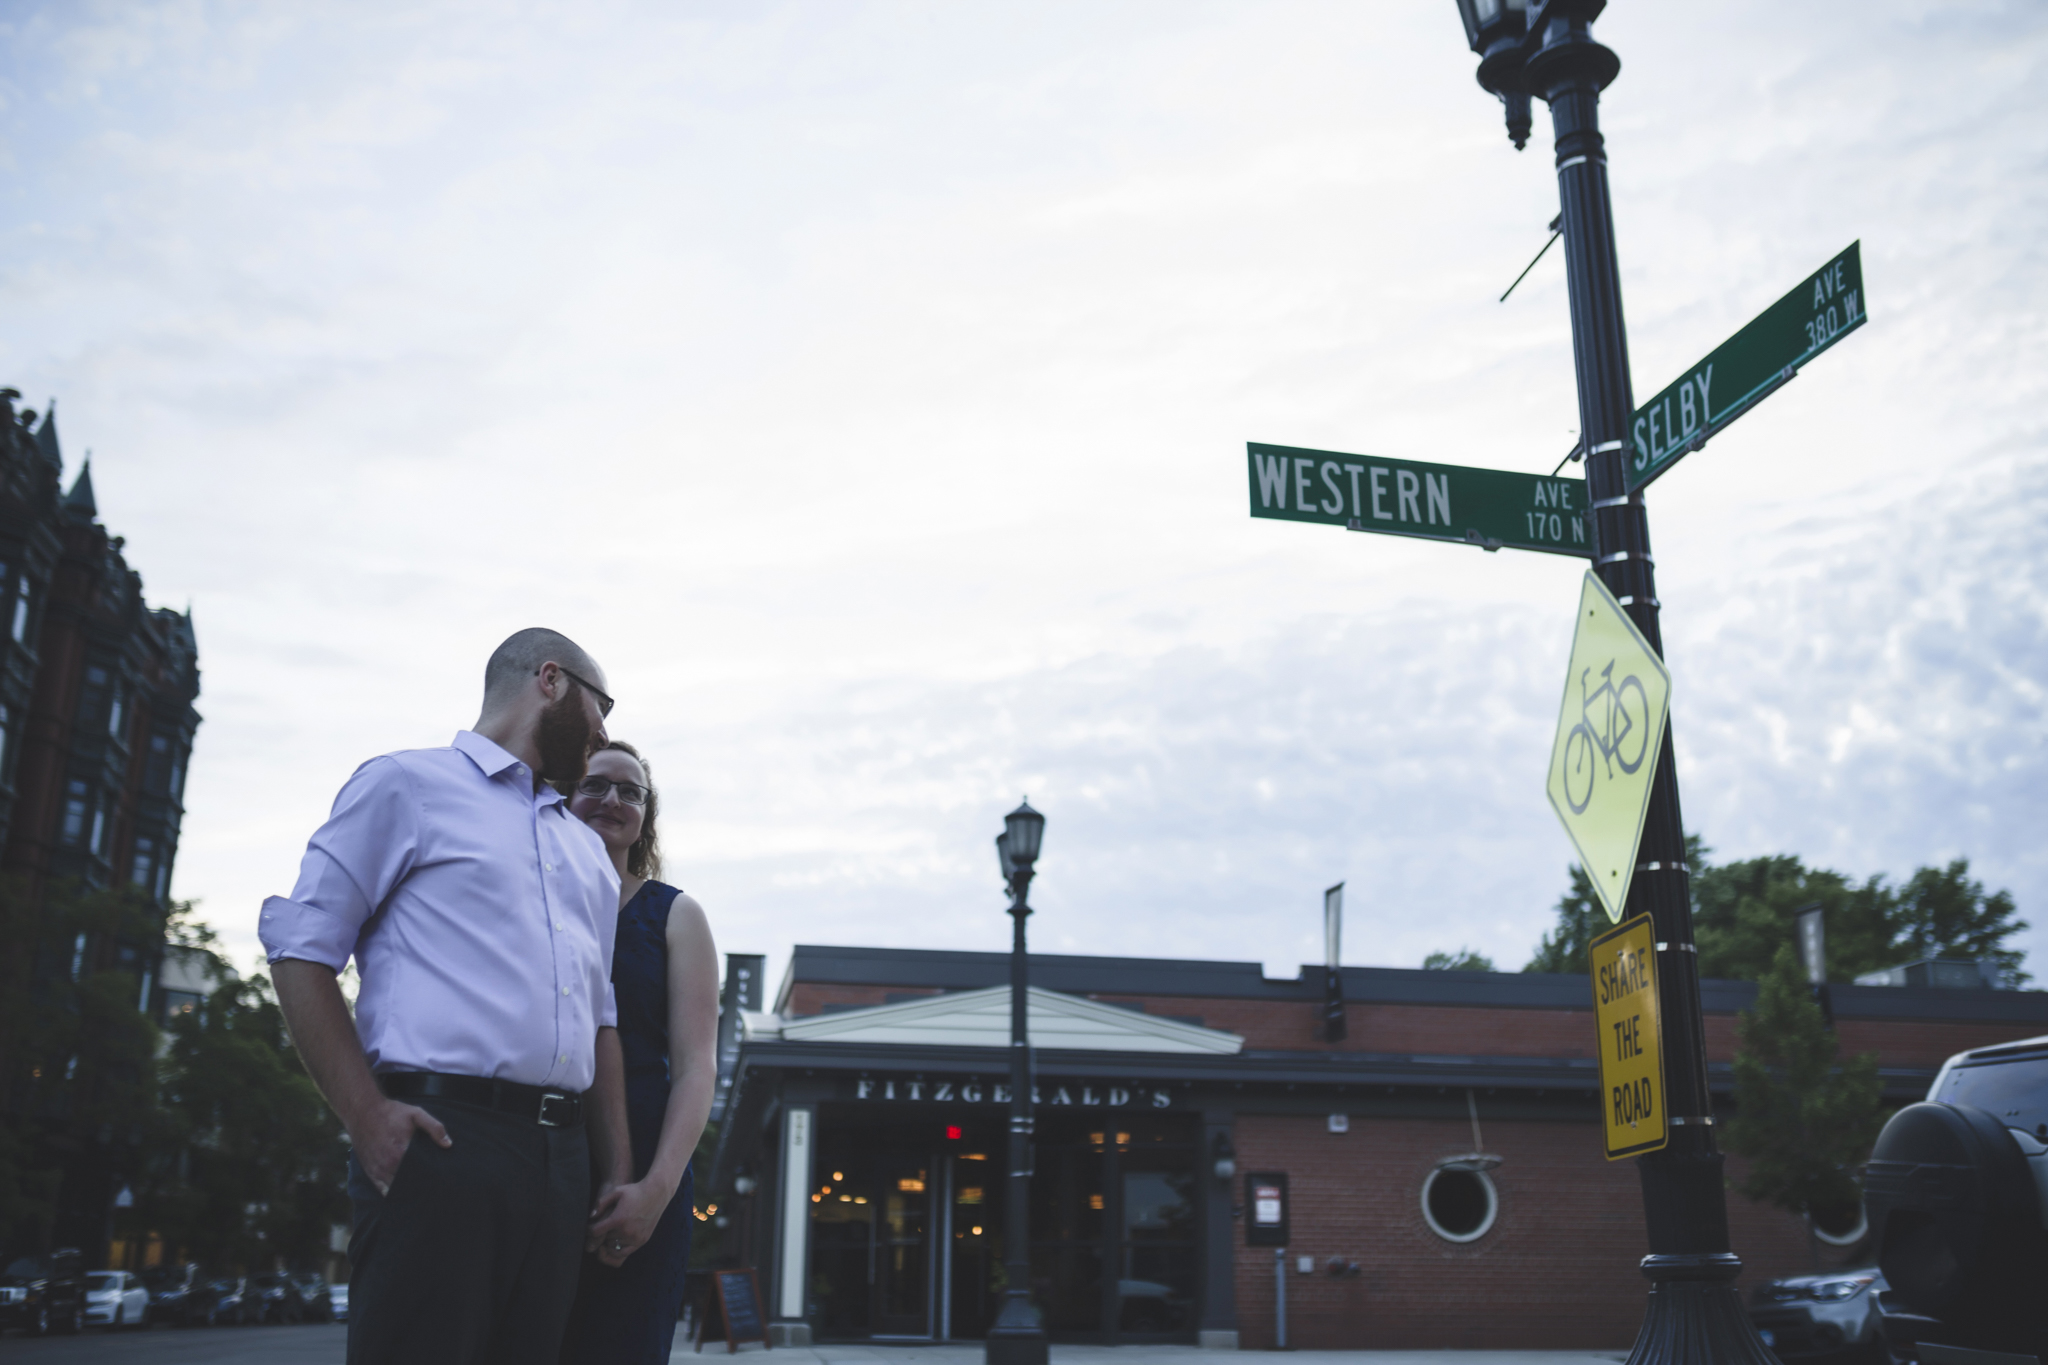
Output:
top-left (560, 1054), bottom-right (569, 1064)
top-left (560, 986), bottom-right (570, 996)
top-left (545, 862), bottom-right (555, 872)
top-left (554, 921), bottom-right (563, 931)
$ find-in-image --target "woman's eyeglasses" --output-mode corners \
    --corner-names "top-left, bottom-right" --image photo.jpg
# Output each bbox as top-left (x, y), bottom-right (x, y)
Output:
top-left (575, 776), bottom-right (648, 806)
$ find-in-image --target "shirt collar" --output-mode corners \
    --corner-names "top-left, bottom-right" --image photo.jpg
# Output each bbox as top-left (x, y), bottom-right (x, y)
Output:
top-left (451, 730), bottom-right (568, 809)
top-left (453, 729), bottom-right (522, 777)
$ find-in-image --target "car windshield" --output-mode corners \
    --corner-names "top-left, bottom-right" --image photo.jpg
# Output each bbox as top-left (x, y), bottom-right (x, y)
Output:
top-left (86, 1273), bottom-right (120, 1291)
top-left (140, 1268), bottom-right (185, 1290)
top-left (207, 1279), bottom-right (240, 1292)
top-left (1940, 1054), bottom-right (2048, 1133)
top-left (3, 1257), bottom-right (44, 1278)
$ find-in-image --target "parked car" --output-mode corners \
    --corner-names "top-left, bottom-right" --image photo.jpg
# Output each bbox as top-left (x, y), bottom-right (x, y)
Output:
top-left (1864, 1032), bottom-right (2048, 1362)
top-left (0, 1249), bottom-right (86, 1336)
top-left (166, 1276), bottom-right (255, 1327)
top-left (83, 1270), bottom-right (151, 1330)
top-left (249, 1272), bottom-right (311, 1324)
top-left (1749, 1268), bottom-right (1888, 1363)
top-left (141, 1263), bottom-right (201, 1324)
top-left (291, 1273), bottom-right (333, 1323)
top-left (328, 1282), bottom-right (349, 1323)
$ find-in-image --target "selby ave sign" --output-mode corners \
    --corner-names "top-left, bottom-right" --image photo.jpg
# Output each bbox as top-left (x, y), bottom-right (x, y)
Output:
top-left (1247, 443), bottom-right (1590, 557)
top-left (1626, 242), bottom-right (1865, 490)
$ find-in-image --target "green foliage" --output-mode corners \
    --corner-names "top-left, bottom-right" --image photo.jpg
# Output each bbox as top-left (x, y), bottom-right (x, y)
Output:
top-left (1422, 948), bottom-right (1496, 971)
top-left (1692, 855), bottom-right (1896, 983)
top-left (1523, 862), bottom-right (1606, 973)
top-left (0, 880), bottom-right (345, 1269)
top-left (1723, 944), bottom-right (1885, 1224)
top-left (1891, 860), bottom-right (2029, 985)
top-left (1523, 835), bottom-right (1709, 972)
top-left (146, 971), bottom-right (349, 1270)
top-left (1, 879), bottom-right (170, 1253)
top-left (1526, 839), bottom-right (2028, 984)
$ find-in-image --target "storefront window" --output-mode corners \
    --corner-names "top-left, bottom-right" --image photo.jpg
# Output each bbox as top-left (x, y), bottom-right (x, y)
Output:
top-left (807, 1101), bottom-right (1198, 1342)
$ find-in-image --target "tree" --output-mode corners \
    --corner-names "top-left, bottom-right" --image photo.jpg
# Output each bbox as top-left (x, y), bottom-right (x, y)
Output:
top-left (148, 968), bottom-right (349, 1270)
top-left (1890, 860), bottom-right (2030, 986)
top-left (1422, 948), bottom-right (1496, 971)
top-left (1692, 855), bottom-right (1897, 983)
top-left (0, 879), bottom-right (168, 1255)
top-left (1523, 835), bottom-right (1708, 973)
top-left (1723, 944), bottom-right (1884, 1231)
top-left (1524, 841), bottom-right (2029, 984)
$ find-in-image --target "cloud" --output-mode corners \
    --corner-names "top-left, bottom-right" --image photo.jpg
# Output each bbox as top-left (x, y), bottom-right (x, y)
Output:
top-left (0, 0), bottom-right (2041, 987)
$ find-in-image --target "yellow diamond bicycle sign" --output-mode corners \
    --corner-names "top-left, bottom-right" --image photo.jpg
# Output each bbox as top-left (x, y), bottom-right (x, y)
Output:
top-left (1545, 572), bottom-right (1671, 923)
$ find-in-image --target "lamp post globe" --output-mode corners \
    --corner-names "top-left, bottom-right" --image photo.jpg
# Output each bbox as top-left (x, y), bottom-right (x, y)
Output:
top-left (987, 800), bottom-right (1048, 1365)
top-left (1003, 800), bottom-right (1045, 876)
top-left (1454, 0), bottom-right (1533, 147)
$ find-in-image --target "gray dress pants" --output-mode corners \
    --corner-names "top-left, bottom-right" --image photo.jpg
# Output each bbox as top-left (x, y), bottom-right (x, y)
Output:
top-left (346, 1097), bottom-right (589, 1365)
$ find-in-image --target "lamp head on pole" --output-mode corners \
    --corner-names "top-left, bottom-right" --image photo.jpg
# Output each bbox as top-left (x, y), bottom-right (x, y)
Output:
top-left (1453, 0), bottom-right (1531, 147)
top-left (1003, 799), bottom-right (1045, 874)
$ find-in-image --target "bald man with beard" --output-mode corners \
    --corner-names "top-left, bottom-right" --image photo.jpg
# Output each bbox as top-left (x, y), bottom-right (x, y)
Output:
top-left (265, 629), bottom-right (636, 1365)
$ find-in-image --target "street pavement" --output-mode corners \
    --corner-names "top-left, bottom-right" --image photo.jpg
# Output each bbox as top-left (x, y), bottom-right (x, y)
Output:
top-left (0, 1322), bottom-right (346, 1361)
top-left (0, 1326), bottom-right (1630, 1364)
top-left (719, 1350), bottom-right (1629, 1365)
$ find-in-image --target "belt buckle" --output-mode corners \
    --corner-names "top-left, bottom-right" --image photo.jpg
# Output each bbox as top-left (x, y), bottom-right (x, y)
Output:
top-left (537, 1092), bottom-right (574, 1127)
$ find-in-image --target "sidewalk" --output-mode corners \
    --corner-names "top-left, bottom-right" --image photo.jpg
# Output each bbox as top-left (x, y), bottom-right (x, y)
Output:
top-left (674, 1346), bottom-right (1630, 1365)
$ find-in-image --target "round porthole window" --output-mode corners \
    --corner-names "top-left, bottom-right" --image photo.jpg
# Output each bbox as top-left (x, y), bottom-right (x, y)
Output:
top-left (1421, 1166), bottom-right (1498, 1243)
top-left (1809, 1201), bottom-right (1868, 1247)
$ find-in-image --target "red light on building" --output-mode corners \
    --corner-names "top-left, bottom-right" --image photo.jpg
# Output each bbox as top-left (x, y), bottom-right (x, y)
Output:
top-left (945, 1125), bottom-right (963, 1140)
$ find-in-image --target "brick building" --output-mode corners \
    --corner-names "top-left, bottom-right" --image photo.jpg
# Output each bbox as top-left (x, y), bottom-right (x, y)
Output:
top-left (0, 389), bottom-right (202, 1254)
top-left (705, 944), bottom-right (2048, 1350)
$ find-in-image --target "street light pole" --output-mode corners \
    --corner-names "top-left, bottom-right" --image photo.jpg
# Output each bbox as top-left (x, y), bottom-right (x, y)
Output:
top-left (1454, 3), bottom-right (1776, 1361)
top-left (986, 800), bottom-right (1049, 1365)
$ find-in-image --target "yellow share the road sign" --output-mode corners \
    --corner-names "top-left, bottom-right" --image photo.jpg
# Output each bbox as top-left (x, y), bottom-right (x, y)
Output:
top-left (1544, 572), bottom-right (1672, 923)
top-left (1590, 914), bottom-right (1667, 1158)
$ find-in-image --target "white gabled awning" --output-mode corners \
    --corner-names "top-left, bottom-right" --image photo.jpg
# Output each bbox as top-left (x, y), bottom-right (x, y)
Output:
top-left (768, 985), bottom-right (1243, 1055)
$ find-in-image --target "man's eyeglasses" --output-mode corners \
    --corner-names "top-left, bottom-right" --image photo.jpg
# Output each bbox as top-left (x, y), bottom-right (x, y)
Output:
top-left (539, 664), bottom-right (615, 719)
top-left (575, 776), bottom-right (648, 807)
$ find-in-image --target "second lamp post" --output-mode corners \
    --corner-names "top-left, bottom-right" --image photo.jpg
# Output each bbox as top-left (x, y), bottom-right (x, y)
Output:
top-left (986, 800), bottom-right (1049, 1365)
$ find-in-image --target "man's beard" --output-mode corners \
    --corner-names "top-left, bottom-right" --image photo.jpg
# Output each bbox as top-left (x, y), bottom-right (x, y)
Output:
top-left (535, 687), bottom-right (596, 786)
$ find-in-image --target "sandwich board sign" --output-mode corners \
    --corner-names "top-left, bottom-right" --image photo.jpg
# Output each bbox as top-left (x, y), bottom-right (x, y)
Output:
top-left (1590, 914), bottom-right (1668, 1159)
top-left (1544, 572), bottom-right (1672, 923)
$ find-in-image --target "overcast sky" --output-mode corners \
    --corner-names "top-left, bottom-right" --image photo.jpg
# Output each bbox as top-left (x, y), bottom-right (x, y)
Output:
top-left (3, 1), bottom-right (2042, 993)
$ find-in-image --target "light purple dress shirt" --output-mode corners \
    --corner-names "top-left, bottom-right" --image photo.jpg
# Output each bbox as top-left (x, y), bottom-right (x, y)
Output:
top-left (258, 730), bottom-right (621, 1093)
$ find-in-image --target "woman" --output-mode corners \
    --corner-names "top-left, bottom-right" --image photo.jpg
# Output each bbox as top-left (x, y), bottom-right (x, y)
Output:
top-left (559, 741), bottom-right (720, 1364)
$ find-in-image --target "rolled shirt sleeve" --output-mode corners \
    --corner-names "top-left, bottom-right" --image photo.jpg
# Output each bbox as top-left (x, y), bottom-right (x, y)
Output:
top-left (258, 757), bottom-right (420, 971)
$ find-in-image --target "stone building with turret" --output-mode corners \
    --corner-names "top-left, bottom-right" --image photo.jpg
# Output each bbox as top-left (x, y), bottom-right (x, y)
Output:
top-left (0, 388), bottom-right (202, 1257)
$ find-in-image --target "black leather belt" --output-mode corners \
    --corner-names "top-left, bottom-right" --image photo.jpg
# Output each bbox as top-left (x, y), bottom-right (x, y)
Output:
top-left (379, 1071), bottom-right (584, 1127)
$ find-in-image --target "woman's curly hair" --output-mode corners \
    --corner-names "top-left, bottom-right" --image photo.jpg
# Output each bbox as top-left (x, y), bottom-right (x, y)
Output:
top-left (598, 739), bottom-right (662, 881)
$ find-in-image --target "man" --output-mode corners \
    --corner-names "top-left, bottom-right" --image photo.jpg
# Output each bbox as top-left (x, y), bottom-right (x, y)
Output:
top-left (265, 629), bottom-right (635, 1365)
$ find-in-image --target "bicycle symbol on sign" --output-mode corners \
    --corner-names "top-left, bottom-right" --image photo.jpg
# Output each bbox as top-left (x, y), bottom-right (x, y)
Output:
top-left (1561, 659), bottom-right (1652, 815)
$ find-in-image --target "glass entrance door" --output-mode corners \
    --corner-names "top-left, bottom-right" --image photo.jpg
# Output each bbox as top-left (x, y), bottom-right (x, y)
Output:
top-left (872, 1152), bottom-right (932, 1337)
top-left (810, 1117), bottom-right (937, 1340)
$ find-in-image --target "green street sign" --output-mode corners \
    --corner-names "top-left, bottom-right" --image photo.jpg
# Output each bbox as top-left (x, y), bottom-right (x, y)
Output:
top-left (1627, 241), bottom-right (1867, 491)
top-left (1247, 443), bottom-right (1591, 558)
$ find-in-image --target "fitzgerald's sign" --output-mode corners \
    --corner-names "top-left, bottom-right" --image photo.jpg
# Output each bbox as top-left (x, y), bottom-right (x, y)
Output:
top-left (850, 1077), bottom-right (1173, 1108)
top-left (1589, 914), bottom-right (1668, 1160)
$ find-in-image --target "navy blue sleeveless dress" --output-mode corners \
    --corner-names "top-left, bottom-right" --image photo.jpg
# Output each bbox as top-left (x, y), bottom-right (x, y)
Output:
top-left (560, 880), bottom-right (695, 1365)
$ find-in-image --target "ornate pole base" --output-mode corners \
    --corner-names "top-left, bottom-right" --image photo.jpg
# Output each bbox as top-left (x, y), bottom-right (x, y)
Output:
top-left (1624, 1254), bottom-right (1779, 1365)
top-left (985, 1289), bottom-right (1049, 1365)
